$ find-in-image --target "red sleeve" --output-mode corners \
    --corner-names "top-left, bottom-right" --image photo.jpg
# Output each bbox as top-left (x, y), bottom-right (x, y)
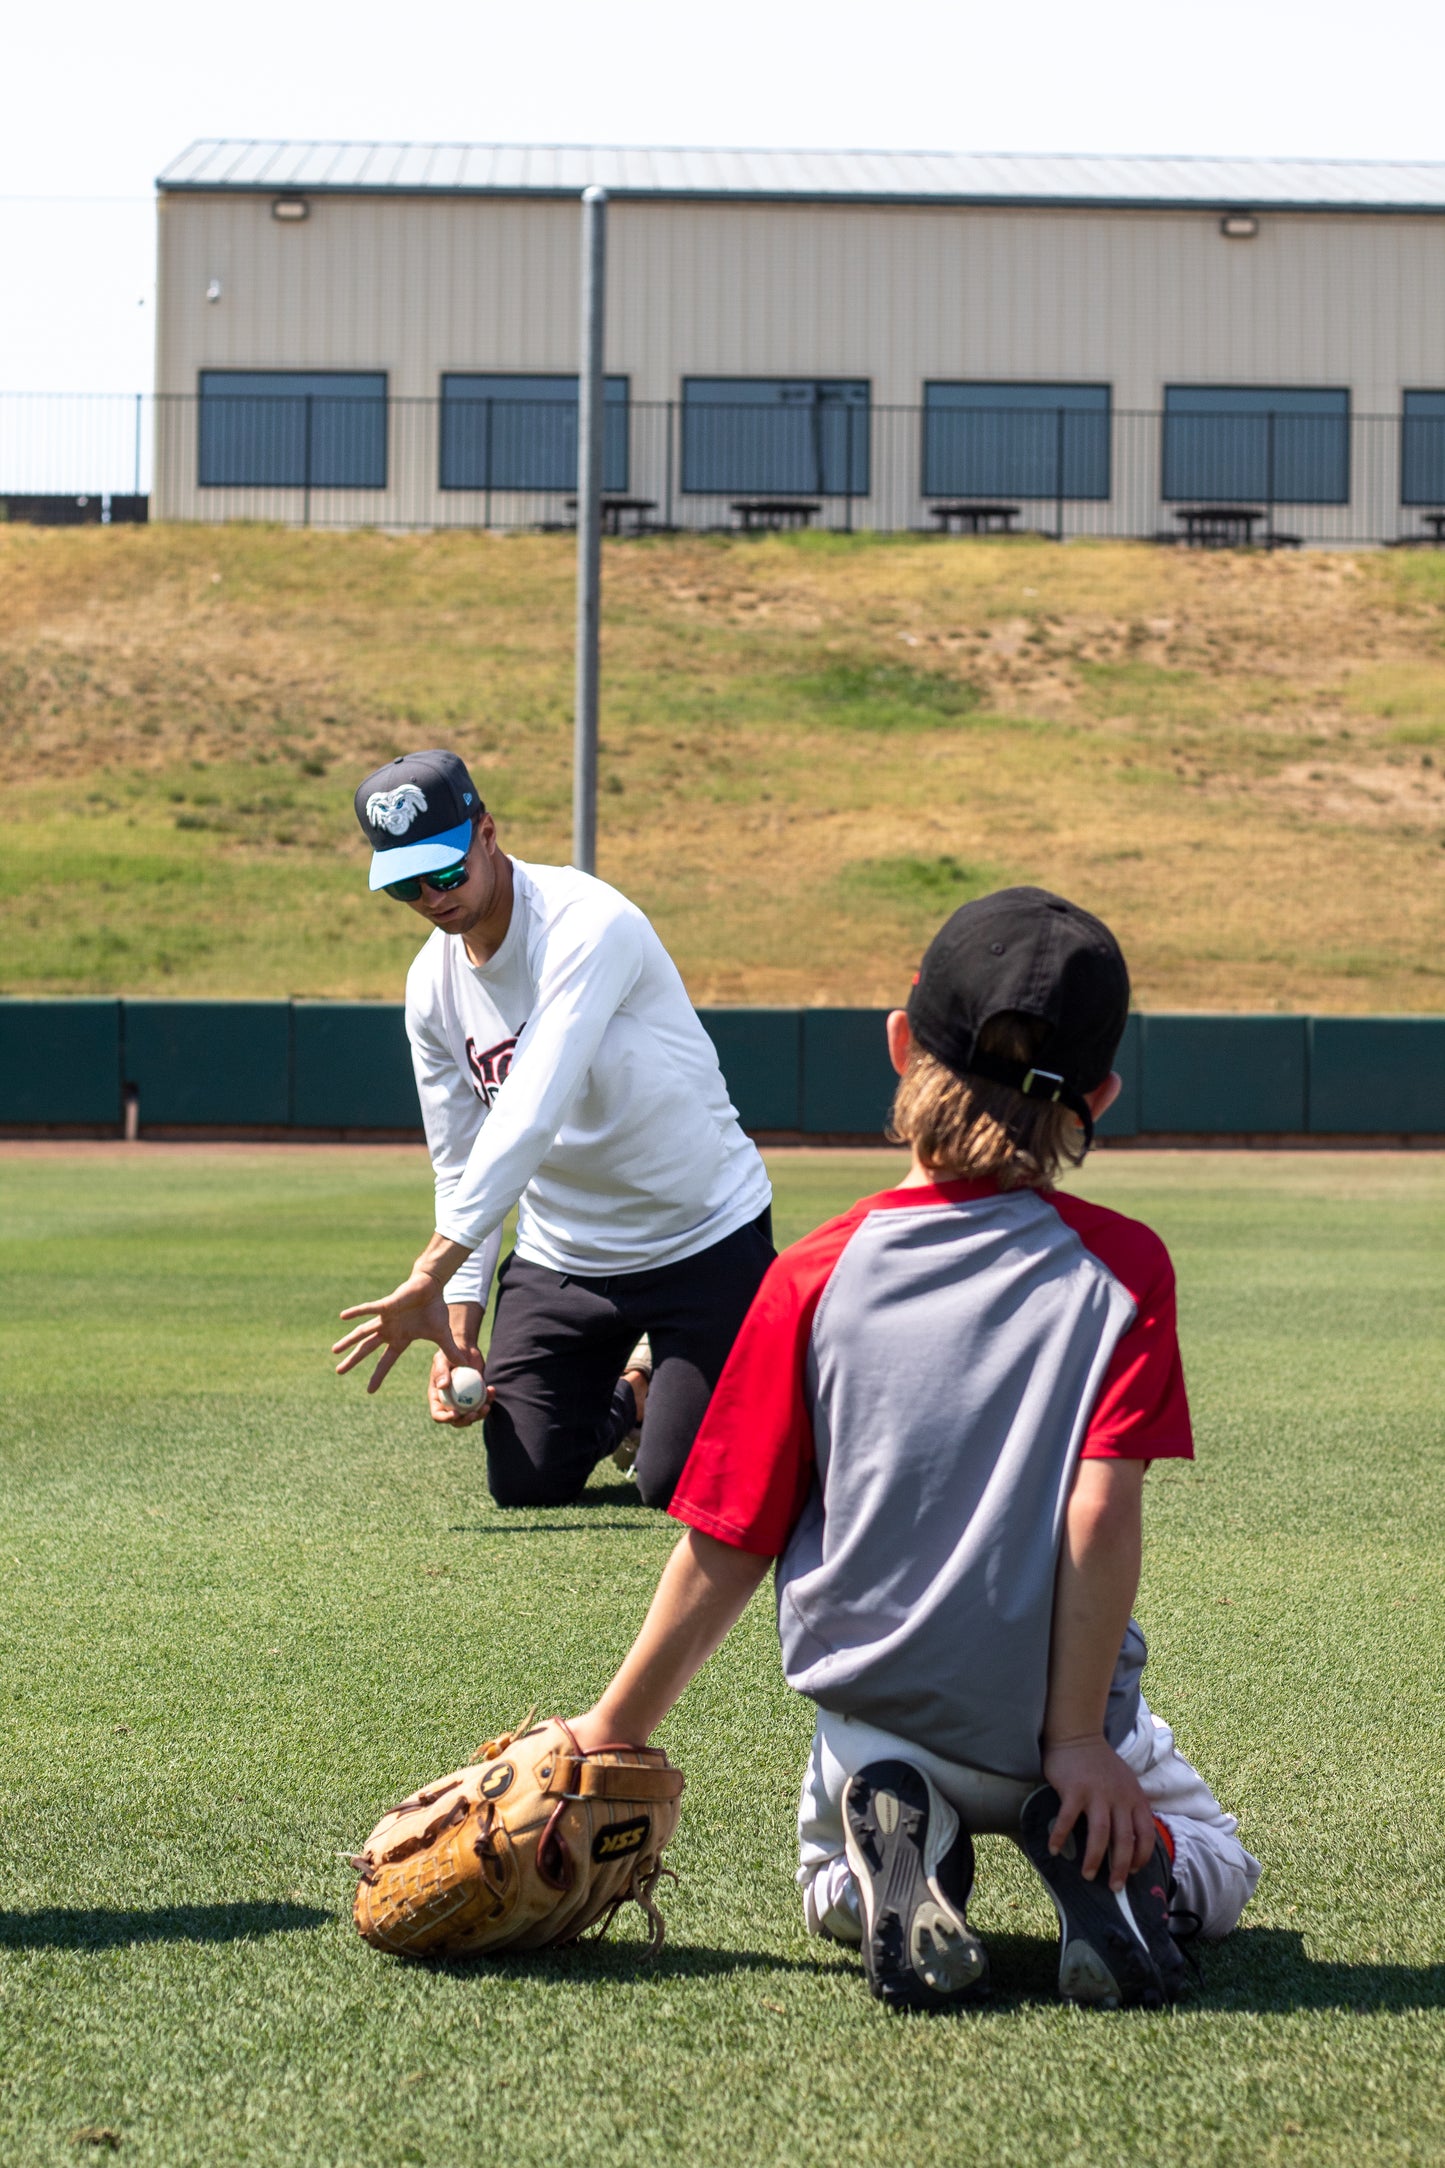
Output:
top-left (668, 1201), bottom-right (870, 1555)
top-left (1047, 1194), bottom-right (1194, 1463)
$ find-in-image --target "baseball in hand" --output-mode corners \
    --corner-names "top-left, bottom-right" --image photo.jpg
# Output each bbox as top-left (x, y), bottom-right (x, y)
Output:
top-left (442, 1365), bottom-right (486, 1411)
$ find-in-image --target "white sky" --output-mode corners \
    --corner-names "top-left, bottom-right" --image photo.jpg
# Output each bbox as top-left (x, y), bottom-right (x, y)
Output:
top-left (3, 0), bottom-right (1443, 395)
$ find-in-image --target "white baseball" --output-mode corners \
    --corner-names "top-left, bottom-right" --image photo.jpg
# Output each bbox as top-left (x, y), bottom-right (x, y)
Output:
top-left (442, 1365), bottom-right (485, 1411)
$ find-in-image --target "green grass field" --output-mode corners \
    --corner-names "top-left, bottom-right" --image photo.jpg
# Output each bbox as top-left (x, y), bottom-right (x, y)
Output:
top-left (1, 1145), bottom-right (1442, 2167)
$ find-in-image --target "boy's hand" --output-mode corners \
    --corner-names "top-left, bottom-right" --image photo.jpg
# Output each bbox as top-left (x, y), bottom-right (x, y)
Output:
top-left (563, 1707), bottom-right (633, 1753)
top-left (1041, 1733), bottom-right (1158, 1892)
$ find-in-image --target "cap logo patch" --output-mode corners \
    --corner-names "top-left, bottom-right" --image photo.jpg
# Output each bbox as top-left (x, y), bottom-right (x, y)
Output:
top-left (366, 783), bottom-right (428, 836)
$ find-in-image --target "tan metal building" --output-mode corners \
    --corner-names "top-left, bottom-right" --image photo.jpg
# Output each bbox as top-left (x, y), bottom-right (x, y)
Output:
top-left (153, 143), bottom-right (1445, 541)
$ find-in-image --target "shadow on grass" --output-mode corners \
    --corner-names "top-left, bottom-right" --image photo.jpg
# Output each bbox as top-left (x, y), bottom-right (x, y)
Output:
top-left (0, 1901), bottom-right (330, 1951)
top-left (428, 1940), bottom-right (830, 1985)
top-left (447, 1480), bottom-right (664, 1531)
top-left (1195, 1926), bottom-right (1445, 2014)
top-left (424, 1929), bottom-right (1445, 2014)
top-left (964, 1927), bottom-right (1445, 2015)
top-left (449, 1521), bottom-right (653, 1534)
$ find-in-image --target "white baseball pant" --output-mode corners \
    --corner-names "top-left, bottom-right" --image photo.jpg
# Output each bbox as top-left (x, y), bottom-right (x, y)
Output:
top-left (798, 1696), bottom-right (1261, 1945)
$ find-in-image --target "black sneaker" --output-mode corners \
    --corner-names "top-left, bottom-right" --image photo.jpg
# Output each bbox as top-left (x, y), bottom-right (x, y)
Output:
top-left (842, 1759), bottom-right (989, 2010)
top-left (610, 1336), bottom-right (653, 1473)
top-left (1018, 1784), bottom-right (1189, 2010)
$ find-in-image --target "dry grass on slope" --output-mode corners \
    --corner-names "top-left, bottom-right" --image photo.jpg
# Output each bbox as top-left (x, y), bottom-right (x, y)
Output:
top-left (1, 526), bottom-right (1442, 1007)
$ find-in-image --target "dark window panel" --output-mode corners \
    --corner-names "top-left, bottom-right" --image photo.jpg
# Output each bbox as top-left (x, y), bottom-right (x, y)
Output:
top-left (1401, 391), bottom-right (1445, 506)
top-left (439, 374), bottom-right (629, 492)
top-left (681, 379), bottom-right (870, 496)
top-left (922, 382), bottom-right (1111, 500)
top-left (198, 371), bottom-right (387, 489)
top-left (1162, 386), bottom-right (1349, 504)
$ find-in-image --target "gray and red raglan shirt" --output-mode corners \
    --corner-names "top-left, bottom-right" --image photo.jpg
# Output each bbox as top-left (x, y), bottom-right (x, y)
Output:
top-left (669, 1177), bottom-right (1194, 1781)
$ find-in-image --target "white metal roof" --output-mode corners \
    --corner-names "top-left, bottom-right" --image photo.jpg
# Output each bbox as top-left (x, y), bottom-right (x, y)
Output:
top-left (157, 141), bottom-right (1445, 213)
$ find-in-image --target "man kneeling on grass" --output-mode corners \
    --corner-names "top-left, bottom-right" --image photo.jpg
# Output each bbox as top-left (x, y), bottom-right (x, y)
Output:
top-left (332, 749), bottom-right (773, 1512)
top-left (564, 887), bottom-right (1260, 2009)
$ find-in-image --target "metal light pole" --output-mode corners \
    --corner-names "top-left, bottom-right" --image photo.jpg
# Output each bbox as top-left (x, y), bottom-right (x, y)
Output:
top-left (573, 185), bottom-right (607, 874)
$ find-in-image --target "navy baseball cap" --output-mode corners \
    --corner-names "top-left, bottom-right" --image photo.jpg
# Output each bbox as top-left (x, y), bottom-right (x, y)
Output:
top-left (907, 887), bottom-right (1130, 1140)
top-left (353, 750), bottom-right (484, 891)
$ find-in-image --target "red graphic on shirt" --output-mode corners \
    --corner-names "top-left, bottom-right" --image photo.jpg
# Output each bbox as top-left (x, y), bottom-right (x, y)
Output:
top-left (466, 1031), bottom-right (521, 1107)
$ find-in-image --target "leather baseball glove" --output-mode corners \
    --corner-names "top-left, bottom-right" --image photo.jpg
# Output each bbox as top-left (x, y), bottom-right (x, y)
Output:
top-left (351, 1716), bottom-right (684, 1959)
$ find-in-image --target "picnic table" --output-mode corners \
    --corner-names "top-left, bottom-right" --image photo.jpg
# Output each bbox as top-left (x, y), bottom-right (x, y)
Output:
top-left (1175, 505), bottom-right (1265, 548)
top-left (564, 495), bottom-right (657, 536)
top-left (1419, 511), bottom-right (1445, 545)
top-left (929, 502), bottom-right (1021, 535)
top-left (730, 499), bottom-right (821, 532)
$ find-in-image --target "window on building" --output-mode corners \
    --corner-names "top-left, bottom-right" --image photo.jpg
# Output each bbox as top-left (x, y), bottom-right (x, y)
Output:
top-left (197, 371), bottom-right (388, 489)
top-left (1162, 387), bottom-right (1349, 503)
top-left (681, 379), bottom-right (870, 497)
top-left (1401, 391), bottom-right (1445, 505)
top-left (439, 375), bottom-right (629, 492)
top-left (922, 383), bottom-right (1111, 500)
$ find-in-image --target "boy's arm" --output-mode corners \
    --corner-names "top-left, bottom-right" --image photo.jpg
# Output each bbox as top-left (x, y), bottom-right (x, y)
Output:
top-left (567, 1530), bottom-right (773, 1750)
top-left (567, 1227), bottom-right (833, 1752)
top-left (1042, 1458), bottom-right (1159, 1893)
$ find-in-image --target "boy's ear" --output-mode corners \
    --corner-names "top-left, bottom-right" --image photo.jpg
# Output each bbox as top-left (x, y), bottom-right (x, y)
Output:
top-left (886, 1009), bottom-right (912, 1078)
top-left (1085, 1070), bottom-right (1123, 1120)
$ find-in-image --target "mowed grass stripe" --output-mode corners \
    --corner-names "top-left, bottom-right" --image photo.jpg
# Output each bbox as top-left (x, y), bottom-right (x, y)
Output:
top-left (0, 1147), bottom-right (1442, 2167)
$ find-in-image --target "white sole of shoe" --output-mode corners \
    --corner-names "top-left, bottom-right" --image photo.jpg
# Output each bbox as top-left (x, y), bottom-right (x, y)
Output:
top-left (843, 1761), bottom-right (988, 2007)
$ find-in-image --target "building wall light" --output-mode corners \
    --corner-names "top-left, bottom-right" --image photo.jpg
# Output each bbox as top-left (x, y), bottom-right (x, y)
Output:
top-left (1220, 214), bottom-right (1260, 239)
top-left (206, 278), bottom-right (222, 302)
top-left (272, 196), bottom-right (310, 222)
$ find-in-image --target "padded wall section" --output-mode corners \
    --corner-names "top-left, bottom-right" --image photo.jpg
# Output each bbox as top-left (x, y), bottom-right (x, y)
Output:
top-left (696, 1007), bottom-right (802, 1131)
top-left (800, 1008), bottom-right (894, 1134)
top-left (1141, 1014), bottom-right (1308, 1134)
top-left (0, 999), bottom-right (123, 1124)
top-left (5, 1004), bottom-right (1443, 1135)
top-left (291, 1002), bottom-right (420, 1129)
top-left (123, 1001), bottom-right (291, 1126)
top-left (1096, 1012), bottom-right (1141, 1139)
top-left (1309, 1017), bottom-right (1445, 1133)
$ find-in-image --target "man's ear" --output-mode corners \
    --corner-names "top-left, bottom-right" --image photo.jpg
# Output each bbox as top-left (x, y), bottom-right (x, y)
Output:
top-left (886, 1009), bottom-right (912, 1078)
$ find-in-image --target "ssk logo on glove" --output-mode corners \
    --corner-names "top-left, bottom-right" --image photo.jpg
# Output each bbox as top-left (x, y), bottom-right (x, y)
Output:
top-left (592, 1815), bottom-right (649, 1862)
top-left (365, 783), bottom-right (429, 835)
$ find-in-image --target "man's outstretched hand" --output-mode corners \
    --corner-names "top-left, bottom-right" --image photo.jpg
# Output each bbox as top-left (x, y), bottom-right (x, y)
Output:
top-left (334, 1271), bottom-right (462, 1394)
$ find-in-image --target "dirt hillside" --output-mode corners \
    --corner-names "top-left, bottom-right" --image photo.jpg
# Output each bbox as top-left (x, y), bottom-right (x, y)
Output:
top-left (2, 526), bottom-right (1441, 1008)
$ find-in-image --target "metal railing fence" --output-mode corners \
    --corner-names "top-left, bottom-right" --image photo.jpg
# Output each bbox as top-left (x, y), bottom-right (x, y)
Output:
top-left (0, 392), bottom-right (152, 501)
top-left (5, 392), bottom-right (1445, 547)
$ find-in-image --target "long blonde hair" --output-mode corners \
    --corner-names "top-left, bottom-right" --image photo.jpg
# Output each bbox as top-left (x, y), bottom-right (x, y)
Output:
top-left (888, 1011), bottom-right (1088, 1189)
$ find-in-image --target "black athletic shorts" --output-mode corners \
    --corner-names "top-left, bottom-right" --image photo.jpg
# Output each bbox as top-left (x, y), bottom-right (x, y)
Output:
top-left (481, 1207), bottom-right (775, 1512)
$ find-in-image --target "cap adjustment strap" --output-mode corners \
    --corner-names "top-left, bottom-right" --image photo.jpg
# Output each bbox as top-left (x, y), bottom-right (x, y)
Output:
top-left (1020, 1066), bottom-right (1064, 1101)
top-left (960, 1050), bottom-right (1096, 1150)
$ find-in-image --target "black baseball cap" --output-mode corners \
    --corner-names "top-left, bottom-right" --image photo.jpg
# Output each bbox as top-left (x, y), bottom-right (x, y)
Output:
top-left (907, 888), bottom-right (1130, 1142)
top-left (353, 750), bottom-right (483, 891)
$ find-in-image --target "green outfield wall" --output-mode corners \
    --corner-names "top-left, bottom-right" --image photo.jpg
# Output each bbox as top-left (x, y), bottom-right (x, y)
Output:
top-left (0, 1000), bottom-right (1441, 1139)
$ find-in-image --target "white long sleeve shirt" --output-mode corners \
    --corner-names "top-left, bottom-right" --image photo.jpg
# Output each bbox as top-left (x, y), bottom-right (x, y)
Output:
top-left (405, 859), bottom-right (772, 1307)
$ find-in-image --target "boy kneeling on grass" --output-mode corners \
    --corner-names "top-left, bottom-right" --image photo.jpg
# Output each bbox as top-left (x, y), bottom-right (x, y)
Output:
top-left (566, 888), bottom-right (1259, 2009)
